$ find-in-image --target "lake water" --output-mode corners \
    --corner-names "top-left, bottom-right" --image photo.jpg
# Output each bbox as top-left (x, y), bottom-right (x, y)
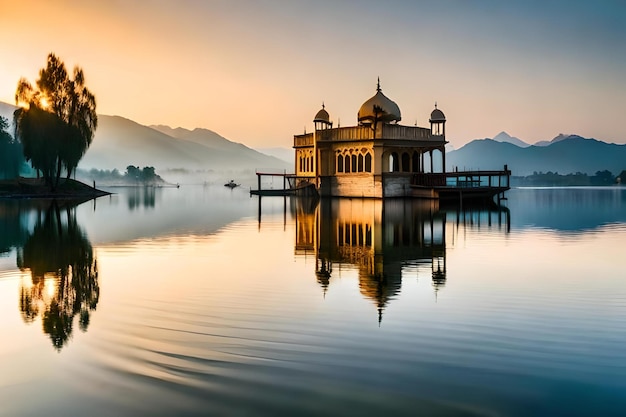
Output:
top-left (1, 186), bottom-right (625, 416)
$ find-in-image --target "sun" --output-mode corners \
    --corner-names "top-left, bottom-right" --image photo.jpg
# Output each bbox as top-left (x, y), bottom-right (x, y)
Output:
top-left (39, 97), bottom-right (50, 109)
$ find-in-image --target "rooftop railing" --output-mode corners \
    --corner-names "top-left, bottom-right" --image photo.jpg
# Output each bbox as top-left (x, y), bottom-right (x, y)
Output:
top-left (294, 124), bottom-right (439, 146)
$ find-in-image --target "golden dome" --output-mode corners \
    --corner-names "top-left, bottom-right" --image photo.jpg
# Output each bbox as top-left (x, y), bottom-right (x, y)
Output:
top-left (358, 79), bottom-right (401, 124)
top-left (314, 103), bottom-right (330, 123)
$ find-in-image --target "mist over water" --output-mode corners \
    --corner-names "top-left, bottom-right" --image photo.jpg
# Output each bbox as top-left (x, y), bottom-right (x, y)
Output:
top-left (1, 186), bottom-right (625, 416)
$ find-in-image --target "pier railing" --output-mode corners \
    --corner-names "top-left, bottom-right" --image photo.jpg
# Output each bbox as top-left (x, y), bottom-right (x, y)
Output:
top-left (412, 167), bottom-right (511, 188)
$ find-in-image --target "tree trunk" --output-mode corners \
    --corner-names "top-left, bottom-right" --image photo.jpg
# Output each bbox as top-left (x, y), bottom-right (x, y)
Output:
top-left (54, 158), bottom-right (62, 190)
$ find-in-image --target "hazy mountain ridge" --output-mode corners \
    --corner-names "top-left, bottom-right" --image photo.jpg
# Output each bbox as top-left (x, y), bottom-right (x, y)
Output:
top-left (491, 131), bottom-right (530, 148)
top-left (150, 124), bottom-right (288, 168)
top-left (83, 116), bottom-right (290, 172)
top-left (534, 133), bottom-right (580, 147)
top-left (255, 147), bottom-right (293, 163)
top-left (1, 101), bottom-right (289, 173)
top-left (0, 101), bottom-right (16, 126)
top-left (447, 135), bottom-right (626, 176)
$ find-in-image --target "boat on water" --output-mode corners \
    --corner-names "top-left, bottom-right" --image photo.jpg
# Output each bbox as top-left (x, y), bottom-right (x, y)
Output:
top-left (224, 180), bottom-right (239, 189)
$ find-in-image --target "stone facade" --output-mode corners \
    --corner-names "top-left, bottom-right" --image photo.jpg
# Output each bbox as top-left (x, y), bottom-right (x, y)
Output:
top-left (294, 82), bottom-right (447, 198)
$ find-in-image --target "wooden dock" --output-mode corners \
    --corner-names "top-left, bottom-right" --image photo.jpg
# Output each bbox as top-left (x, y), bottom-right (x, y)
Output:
top-left (251, 167), bottom-right (511, 203)
top-left (411, 167), bottom-right (511, 202)
top-left (250, 171), bottom-right (318, 197)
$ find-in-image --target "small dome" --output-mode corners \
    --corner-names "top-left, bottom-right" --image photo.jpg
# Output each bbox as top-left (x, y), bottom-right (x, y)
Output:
top-left (314, 103), bottom-right (330, 123)
top-left (358, 80), bottom-right (401, 124)
top-left (430, 104), bottom-right (446, 122)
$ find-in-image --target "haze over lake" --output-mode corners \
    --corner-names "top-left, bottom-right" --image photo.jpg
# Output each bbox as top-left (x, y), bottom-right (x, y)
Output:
top-left (1, 186), bottom-right (625, 416)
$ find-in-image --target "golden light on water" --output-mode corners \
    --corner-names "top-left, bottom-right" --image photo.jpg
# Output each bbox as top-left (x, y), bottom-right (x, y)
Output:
top-left (44, 276), bottom-right (57, 299)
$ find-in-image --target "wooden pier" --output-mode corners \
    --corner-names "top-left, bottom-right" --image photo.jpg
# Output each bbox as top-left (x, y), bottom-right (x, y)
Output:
top-left (250, 171), bottom-right (317, 197)
top-left (251, 167), bottom-right (511, 203)
top-left (411, 166), bottom-right (511, 202)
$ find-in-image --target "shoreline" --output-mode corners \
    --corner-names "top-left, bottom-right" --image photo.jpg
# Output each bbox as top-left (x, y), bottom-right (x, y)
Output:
top-left (0, 177), bottom-right (111, 199)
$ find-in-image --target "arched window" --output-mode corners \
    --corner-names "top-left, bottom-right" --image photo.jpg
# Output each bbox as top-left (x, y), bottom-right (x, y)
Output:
top-left (351, 155), bottom-right (357, 173)
top-left (345, 154), bottom-right (351, 173)
top-left (402, 153), bottom-right (410, 172)
top-left (390, 152), bottom-right (399, 172)
top-left (337, 154), bottom-right (344, 173)
top-left (365, 153), bottom-right (372, 172)
top-left (358, 154), bottom-right (364, 172)
top-left (412, 151), bottom-right (420, 173)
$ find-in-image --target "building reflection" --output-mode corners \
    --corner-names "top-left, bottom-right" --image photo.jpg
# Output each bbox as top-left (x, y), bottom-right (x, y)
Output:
top-left (13, 200), bottom-right (99, 351)
top-left (295, 198), bottom-right (510, 322)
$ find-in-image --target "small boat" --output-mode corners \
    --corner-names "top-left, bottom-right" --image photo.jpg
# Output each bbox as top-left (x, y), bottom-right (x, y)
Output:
top-left (224, 180), bottom-right (239, 189)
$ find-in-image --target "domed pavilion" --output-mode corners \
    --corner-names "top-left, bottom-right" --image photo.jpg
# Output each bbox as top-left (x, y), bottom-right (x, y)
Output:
top-left (292, 79), bottom-right (510, 200)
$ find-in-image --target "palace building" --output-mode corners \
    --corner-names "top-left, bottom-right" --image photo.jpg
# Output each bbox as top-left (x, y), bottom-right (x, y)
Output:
top-left (291, 80), bottom-right (510, 201)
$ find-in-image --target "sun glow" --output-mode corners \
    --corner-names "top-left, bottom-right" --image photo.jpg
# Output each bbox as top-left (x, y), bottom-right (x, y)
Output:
top-left (44, 276), bottom-right (58, 299)
top-left (39, 97), bottom-right (49, 109)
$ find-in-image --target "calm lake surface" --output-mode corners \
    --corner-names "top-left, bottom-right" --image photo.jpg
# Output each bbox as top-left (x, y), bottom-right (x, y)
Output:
top-left (1, 186), bottom-right (625, 416)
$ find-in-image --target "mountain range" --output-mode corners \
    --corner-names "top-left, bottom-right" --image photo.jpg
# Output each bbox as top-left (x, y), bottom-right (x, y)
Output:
top-left (1, 100), bottom-right (624, 177)
top-left (490, 130), bottom-right (584, 148)
top-left (446, 136), bottom-right (626, 176)
top-left (0, 101), bottom-right (289, 173)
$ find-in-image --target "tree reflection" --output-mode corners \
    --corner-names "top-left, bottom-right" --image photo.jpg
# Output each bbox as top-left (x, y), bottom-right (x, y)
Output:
top-left (0, 200), bottom-right (31, 255)
top-left (16, 200), bottom-right (98, 350)
top-left (127, 186), bottom-right (156, 210)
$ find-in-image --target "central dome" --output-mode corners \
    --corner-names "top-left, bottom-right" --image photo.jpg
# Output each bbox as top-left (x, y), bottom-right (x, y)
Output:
top-left (357, 80), bottom-right (401, 124)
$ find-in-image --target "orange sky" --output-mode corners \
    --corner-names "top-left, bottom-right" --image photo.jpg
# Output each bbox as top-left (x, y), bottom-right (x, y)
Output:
top-left (1, 0), bottom-right (625, 148)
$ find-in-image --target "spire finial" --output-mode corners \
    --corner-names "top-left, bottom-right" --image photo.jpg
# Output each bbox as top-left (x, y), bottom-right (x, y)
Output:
top-left (322, 101), bottom-right (325, 110)
top-left (376, 77), bottom-right (381, 92)
top-left (435, 101), bottom-right (438, 109)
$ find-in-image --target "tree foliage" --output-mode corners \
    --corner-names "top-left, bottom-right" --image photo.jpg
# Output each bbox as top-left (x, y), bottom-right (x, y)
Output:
top-left (13, 53), bottom-right (97, 189)
top-left (512, 170), bottom-right (618, 186)
top-left (0, 116), bottom-right (25, 179)
top-left (0, 116), bottom-right (26, 179)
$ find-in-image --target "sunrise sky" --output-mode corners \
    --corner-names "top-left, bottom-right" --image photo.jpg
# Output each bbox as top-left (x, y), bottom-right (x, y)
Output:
top-left (1, 0), bottom-right (625, 148)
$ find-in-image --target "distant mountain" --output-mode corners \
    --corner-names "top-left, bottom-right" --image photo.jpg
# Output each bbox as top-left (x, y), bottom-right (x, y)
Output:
top-left (491, 131), bottom-right (530, 148)
top-left (0, 100), bottom-right (289, 173)
top-left (447, 135), bottom-right (626, 176)
top-left (80, 117), bottom-right (289, 172)
top-left (0, 102), bottom-right (16, 127)
top-left (149, 124), bottom-right (289, 171)
top-left (151, 125), bottom-right (241, 151)
top-left (533, 133), bottom-right (581, 147)
top-left (255, 147), bottom-right (293, 164)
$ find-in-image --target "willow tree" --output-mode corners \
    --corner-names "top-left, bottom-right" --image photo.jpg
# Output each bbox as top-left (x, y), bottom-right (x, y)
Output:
top-left (14, 53), bottom-right (97, 189)
top-left (0, 116), bottom-right (24, 179)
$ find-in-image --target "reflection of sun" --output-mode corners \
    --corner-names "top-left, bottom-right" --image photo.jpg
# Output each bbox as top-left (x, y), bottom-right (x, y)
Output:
top-left (22, 275), bottom-right (34, 290)
top-left (44, 276), bottom-right (57, 299)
